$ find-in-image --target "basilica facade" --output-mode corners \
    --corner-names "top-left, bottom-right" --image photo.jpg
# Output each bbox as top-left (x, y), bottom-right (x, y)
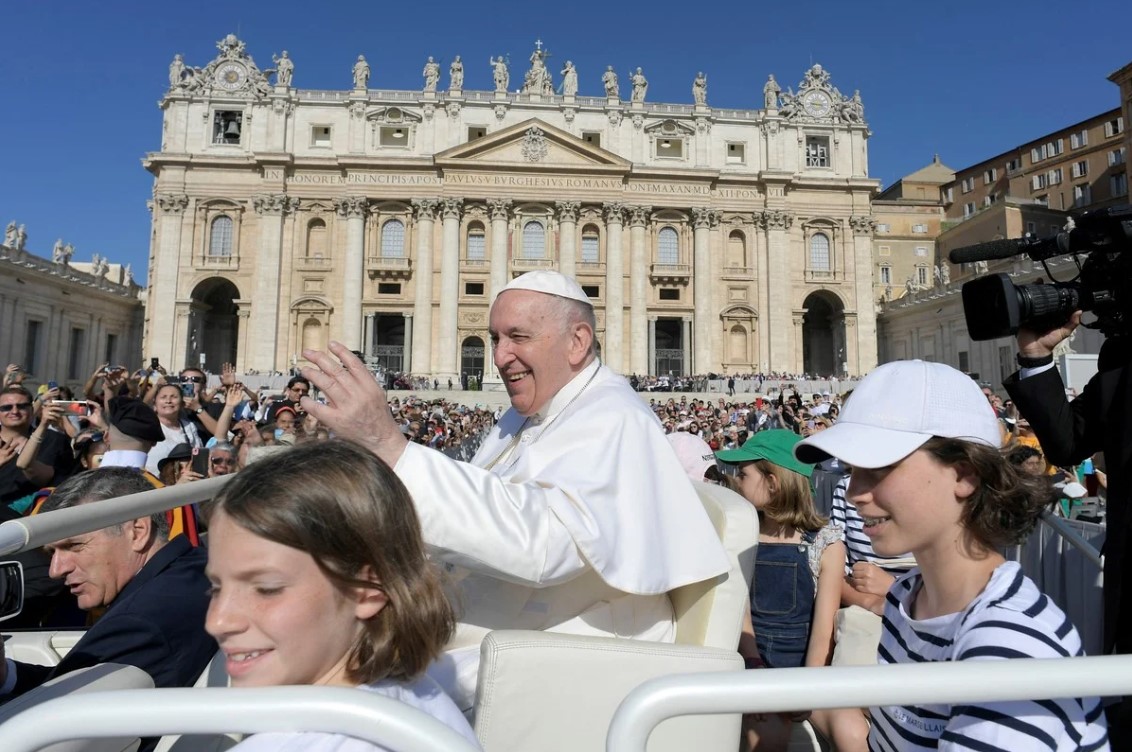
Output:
top-left (144, 35), bottom-right (880, 382)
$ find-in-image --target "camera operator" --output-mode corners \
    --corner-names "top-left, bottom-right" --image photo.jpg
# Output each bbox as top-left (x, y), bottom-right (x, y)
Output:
top-left (1003, 309), bottom-right (1132, 740)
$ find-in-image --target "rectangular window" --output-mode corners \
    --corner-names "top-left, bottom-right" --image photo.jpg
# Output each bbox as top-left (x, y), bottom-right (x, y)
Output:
top-left (1032, 174), bottom-right (1048, 190)
top-left (1071, 160), bottom-right (1089, 179)
top-left (377, 282), bottom-right (401, 295)
top-left (1034, 194), bottom-right (1049, 206)
top-left (464, 282), bottom-right (485, 296)
top-left (379, 126), bottom-right (410, 146)
top-left (961, 177), bottom-right (974, 193)
top-left (879, 266), bottom-right (892, 284)
top-left (310, 126), bottom-right (332, 147)
top-left (1048, 168), bottom-right (1062, 185)
top-left (1071, 130), bottom-right (1089, 149)
top-left (658, 288), bottom-right (680, 301)
top-left (942, 186), bottom-right (954, 202)
top-left (467, 126), bottom-right (487, 141)
top-left (875, 223), bottom-right (890, 233)
top-left (915, 246), bottom-right (928, 257)
top-left (878, 245), bottom-right (891, 257)
top-left (68, 327), bottom-right (86, 380)
top-left (657, 138), bottom-right (684, 159)
top-left (1113, 173), bottom-right (1129, 198)
top-left (1050, 138), bottom-right (1064, 156)
top-left (1110, 147), bottom-right (1127, 166)
top-left (963, 202), bottom-right (976, 217)
top-left (912, 223), bottom-right (928, 234)
top-left (1073, 184), bottom-right (1091, 207)
top-left (466, 231), bottom-right (486, 261)
top-left (1105, 116), bottom-right (1125, 138)
top-left (24, 320), bottom-right (42, 375)
top-left (1006, 157), bottom-right (1021, 173)
top-left (958, 351), bottom-right (969, 373)
top-left (805, 136), bottom-right (830, 168)
top-left (105, 333), bottom-right (118, 365)
top-left (582, 131), bottom-right (601, 147)
top-left (917, 266), bottom-right (928, 285)
top-left (212, 110), bottom-right (243, 145)
top-left (983, 168), bottom-right (997, 184)
top-left (983, 193), bottom-right (997, 207)
top-left (1030, 147), bottom-right (1042, 164)
top-left (1026, 221), bottom-right (1037, 235)
top-left (581, 284), bottom-right (599, 298)
top-left (581, 234), bottom-right (599, 263)
top-left (726, 142), bottom-right (746, 164)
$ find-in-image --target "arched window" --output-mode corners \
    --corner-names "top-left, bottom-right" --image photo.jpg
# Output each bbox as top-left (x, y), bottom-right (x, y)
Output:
top-left (658, 227), bottom-right (679, 265)
top-left (381, 220), bottom-right (405, 258)
top-left (209, 216), bottom-right (233, 257)
top-left (306, 219), bottom-right (327, 258)
top-left (522, 221), bottom-right (545, 259)
top-left (302, 318), bottom-right (324, 352)
top-left (581, 224), bottom-right (600, 263)
top-left (729, 324), bottom-right (748, 362)
top-left (809, 232), bottom-right (831, 271)
top-left (727, 230), bottom-right (746, 268)
top-left (466, 222), bottom-right (486, 261)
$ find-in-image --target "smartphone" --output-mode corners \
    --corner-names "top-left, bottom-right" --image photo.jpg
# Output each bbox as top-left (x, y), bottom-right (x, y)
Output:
top-left (181, 382), bottom-right (196, 398)
top-left (150, 357), bottom-right (160, 371)
top-left (47, 380), bottom-right (58, 390)
top-left (51, 400), bottom-right (90, 417)
top-left (190, 447), bottom-right (209, 476)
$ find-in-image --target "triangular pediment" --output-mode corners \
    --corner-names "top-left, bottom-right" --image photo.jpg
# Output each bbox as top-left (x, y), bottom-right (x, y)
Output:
top-left (435, 119), bottom-right (630, 172)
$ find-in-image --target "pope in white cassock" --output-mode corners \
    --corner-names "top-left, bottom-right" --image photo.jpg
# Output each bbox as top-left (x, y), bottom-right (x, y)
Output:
top-left (303, 270), bottom-right (730, 709)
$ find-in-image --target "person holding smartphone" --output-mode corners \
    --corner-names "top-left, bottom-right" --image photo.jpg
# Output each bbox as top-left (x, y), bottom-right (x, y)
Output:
top-left (1, 386), bottom-right (72, 509)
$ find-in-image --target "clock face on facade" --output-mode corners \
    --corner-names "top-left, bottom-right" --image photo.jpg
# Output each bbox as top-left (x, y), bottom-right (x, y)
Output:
top-left (802, 90), bottom-right (832, 117)
top-left (214, 62), bottom-right (248, 91)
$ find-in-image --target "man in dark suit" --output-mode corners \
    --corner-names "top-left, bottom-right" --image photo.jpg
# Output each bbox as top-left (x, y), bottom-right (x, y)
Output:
top-left (0, 467), bottom-right (215, 699)
top-left (1004, 310), bottom-right (1132, 742)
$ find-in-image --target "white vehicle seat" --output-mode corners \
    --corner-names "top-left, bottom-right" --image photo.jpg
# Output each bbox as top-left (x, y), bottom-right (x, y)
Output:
top-left (0, 663), bottom-right (153, 752)
top-left (473, 481), bottom-right (757, 751)
top-left (152, 651), bottom-right (238, 752)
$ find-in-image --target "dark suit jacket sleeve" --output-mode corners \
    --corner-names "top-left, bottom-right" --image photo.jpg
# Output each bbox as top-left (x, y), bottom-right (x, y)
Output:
top-left (9, 614), bottom-right (170, 698)
top-left (1004, 365), bottom-right (1101, 467)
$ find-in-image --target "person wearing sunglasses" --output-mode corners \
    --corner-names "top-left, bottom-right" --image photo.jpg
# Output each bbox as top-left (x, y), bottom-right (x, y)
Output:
top-left (0, 386), bottom-right (72, 510)
top-left (208, 442), bottom-right (237, 477)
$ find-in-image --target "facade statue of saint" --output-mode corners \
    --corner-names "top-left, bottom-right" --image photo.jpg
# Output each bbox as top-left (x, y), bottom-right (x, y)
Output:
top-left (449, 56), bottom-right (464, 90)
top-left (840, 89), bottom-right (864, 123)
top-left (692, 71), bottom-right (707, 106)
top-left (905, 277), bottom-right (915, 296)
top-left (353, 55), bottom-right (370, 90)
top-left (602, 65), bottom-right (619, 98)
top-left (763, 74), bottom-right (781, 109)
top-left (4, 221), bottom-right (16, 248)
top-left (934, 264), bottom-right (943, 286)
top-left (778, 88), bottom-right (799, 118)
top-left (974, 259), bottom-right (989, 274)
top-left (630, 67), bottom-right (648, 103)
top-left (168, 54), bottom-right (185, 89)
top-left (15, 224), bottom-right (26, 251)
top-left (63, 243), bottom-right (74, 264)
top-left (422, 56), bottom-right (440, 93)
top-left (522, 46), bottom-right (552, 95)
top-left (52, 238), bottom-right (66, 263)
top-left (941, 263), bottom-right (951, 285)
top-left (490, 56), bottom-right (509, 93)
top-left (124, 263), bottom-right (134, 285)
top-left (560, 61), bottom-right (578, 97)
top-left (272, 51), bottom-right (294, 87)
top-left (884, 283), bottom-right (893, 301)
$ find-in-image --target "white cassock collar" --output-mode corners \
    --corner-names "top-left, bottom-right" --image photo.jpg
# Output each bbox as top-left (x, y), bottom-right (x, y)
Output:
top-left (528, 358), bottom-right (602, 426)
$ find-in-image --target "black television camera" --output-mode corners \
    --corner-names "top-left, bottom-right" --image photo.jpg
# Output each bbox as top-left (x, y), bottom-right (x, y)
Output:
top-left (950, 205), bottom-right (1132, 341)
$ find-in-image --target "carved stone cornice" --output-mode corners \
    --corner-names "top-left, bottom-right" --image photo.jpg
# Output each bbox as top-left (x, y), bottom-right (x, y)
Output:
top-left (411, 198), bottom-right (440, 221)
top-left (692, 207), bottom-right (714, 229)
top-left (555, 201), bottom-right (580, 223)
top-left (760, 210), bottom-right (794, 231)
top-left (487, 199), bottom-right (512, 221)
top-left (627, 205), bottom-right (652, 227)
top-left (850, 215), bottom-right (877, 235)
top-left (603, 202), bottom-right (625, 225)
top-left (155, 193), bottom-right (189, 214)
top-left (334, 196), bottom-right (368, 219)
top-left (441, 198), bottom-right (463, 220)
top-left (253, 193), bottom-right (300, 215)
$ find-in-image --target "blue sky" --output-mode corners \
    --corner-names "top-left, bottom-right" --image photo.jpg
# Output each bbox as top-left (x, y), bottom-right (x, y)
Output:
top-left (1, 1), bottom-right (1128, 286)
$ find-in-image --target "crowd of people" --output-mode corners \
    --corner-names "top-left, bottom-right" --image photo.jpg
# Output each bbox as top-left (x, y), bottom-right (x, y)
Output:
top-left (0, 268), bottom-right (1117, 750)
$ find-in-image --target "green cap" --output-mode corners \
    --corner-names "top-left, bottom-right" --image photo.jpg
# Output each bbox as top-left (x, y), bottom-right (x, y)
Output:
top-left (715, 429), bottom-right (814, 478)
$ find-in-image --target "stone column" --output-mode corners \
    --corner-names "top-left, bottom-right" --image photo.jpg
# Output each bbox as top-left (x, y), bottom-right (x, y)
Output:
top-left (627, 205), bottom-right (651, 376)
top-left (695, 119), bottom-right (711, 168)
top-left (363, 313), bottom-right (375, 358)
top-left (234, 302), bottom-right (251, 374)
top-left (436, 198), bottom-right (463, 381)
top-left (150, 193), bottom-right (189, 368)
top-left (603, 203), bottom-right (625, 373)
top-left (762, 209), bottom-right (794, 372)
top-left (335, 197), bottom-right (368, 351)
top-left (648, 316), bottom-right (657, 376)
top-left (402, 312), bottom-right (413, 374)
top-left (487, 199), bottom-right (511, 299)
top-left (850, 215), bottom-right (879, 373)
top-left (252, 193), bottom-right (298, 372)
top-left (692, 207), bottom-right (714, 375)
top-left (682, 317), bottom-right (692, 377)
top-left (410, 199), bottom-right (439, 375)
top-left (556, 201), bottom-right (580, 279)
top-left (792, 311), bottom-right (806, 375)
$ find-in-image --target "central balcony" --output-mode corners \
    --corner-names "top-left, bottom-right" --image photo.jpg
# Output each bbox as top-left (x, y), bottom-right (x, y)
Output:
top-left (366, 255), bottom-right (412, 280)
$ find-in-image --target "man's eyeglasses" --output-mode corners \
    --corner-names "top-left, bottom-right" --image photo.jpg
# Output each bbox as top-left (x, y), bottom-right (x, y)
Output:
top-left (182, 376), bottom-right (206, 384)
top-left (210, 456), bottom-right (234, 465)
top-left (0, 403), bottom-right (32, 413)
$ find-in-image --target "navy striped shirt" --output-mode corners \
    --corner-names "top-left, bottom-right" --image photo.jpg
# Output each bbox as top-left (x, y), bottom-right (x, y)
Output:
top-left (870, 562), bottom-right (1109, 751)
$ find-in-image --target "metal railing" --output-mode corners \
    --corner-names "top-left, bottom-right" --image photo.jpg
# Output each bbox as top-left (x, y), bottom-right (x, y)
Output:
top-left (1, 687), bottom-right (480, 752)
top-left (606, 656), bottom-right (1132, 752)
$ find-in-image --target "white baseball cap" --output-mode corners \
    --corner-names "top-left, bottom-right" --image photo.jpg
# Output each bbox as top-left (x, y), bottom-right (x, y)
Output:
top-left (497, 270), bottom-right (592, 306)
top-left (794, 360), bottom-right (1002, 469)
top-left (667, 431), bottom-right (717, 482)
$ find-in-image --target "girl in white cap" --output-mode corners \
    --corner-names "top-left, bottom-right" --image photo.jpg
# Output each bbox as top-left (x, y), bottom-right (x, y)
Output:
top-left (795, 360), bottom-right (1108, 751)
